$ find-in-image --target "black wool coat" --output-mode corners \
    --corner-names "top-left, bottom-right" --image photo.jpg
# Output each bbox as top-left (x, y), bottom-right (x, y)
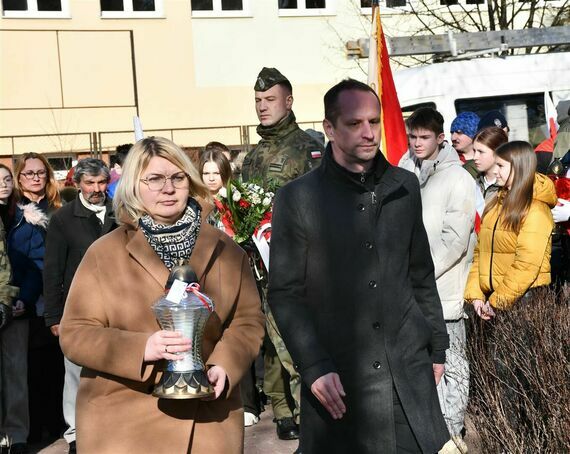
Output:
top-left (43, 195), bottom-right (116, 327)
top-left (268, 147), bottom-right (449, 454)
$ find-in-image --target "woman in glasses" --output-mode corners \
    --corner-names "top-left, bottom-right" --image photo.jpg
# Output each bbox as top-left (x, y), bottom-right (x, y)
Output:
top-left (4, 153), bottom-right (62, 452)
top-left (59, 137), bottom-right (264, 454)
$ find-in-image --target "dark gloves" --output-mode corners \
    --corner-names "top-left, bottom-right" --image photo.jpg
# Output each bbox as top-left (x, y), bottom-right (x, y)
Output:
top-left (0, 303), bottom-right (12, 330)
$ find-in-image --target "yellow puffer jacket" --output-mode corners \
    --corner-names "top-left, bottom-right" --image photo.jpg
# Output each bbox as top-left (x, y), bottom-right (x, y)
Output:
top-left (464, 173), bottom-right (557, 309)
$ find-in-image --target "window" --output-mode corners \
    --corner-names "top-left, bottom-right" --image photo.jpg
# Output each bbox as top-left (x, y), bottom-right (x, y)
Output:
top-left (2, 0), bottom-right (70, 18)
top-left (278, 0), bottom-right (335, 16)
top-left (100, 0), bottom-right (163, 18)
top-left (360, 0), bottom-right (407, 14)
top-left (191, 0), bottom-right (251, 17)
top-left (402, 102), bottom-right (437, 122)
top-left (455, 93), bottom-right (545, 147)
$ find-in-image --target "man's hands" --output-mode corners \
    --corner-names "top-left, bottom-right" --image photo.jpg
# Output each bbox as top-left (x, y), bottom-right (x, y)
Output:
top-left (433, 363), bottom-right (444, 385)
top-left (311, 372), bottom-right (346, 420)
top-left (143, 330), bottom-right (191, 362)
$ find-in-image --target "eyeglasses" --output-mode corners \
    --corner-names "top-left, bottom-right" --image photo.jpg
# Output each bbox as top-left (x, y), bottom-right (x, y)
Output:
top-left (20, 170), bottom-right (47, 180)
top-left (140, 172), bottom-right (189, 191)
top-left (0, 177), bottom-right (13, 187)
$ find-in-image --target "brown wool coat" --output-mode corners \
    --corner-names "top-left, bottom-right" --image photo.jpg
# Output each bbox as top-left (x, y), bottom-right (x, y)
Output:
top-left (59, 222), bottom-right (265, 454)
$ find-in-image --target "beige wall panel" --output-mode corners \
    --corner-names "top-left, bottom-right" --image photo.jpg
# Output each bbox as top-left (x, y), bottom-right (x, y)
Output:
top-left (0, 106), bottom-right (136, 137)
top-left (0, 138), bottom-right (15, 158)
top-left (98, 132), bottom-right (137, 152)
top-left (171, 126), bottom-right (243, 148)
top-left (9, 134), bottom-right (92, 155)
top-left (58, 31), bottom-right (135, 107)
top-left (0, 31), bottom-right (62, 109)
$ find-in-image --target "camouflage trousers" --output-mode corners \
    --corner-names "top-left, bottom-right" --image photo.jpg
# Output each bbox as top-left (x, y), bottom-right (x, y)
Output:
top-left (263, 300), bottom-right (301, 423)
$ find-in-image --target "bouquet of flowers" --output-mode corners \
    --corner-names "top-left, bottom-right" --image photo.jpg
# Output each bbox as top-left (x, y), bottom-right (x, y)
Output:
top-left (214, 180), bottom-right (275, 245)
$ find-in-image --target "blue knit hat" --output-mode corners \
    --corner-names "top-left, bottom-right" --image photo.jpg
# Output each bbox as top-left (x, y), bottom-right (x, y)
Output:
top-left (450, 112), bottom-right (480, 139)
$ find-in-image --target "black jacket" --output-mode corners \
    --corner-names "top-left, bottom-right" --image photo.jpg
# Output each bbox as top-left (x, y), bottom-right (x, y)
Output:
top-left (43, 196), bottom-right (116, 327)
top-left (268, 146), bottom-right (449, 453)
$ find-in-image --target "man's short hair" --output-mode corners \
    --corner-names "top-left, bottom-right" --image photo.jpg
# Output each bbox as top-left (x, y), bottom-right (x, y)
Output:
top-left (324, 79), bottom-right (380, 125)
top-left (406, 107), bottom-right (444, 136)
top-left (204, 141), bottom-right (230, 154)
top-left (73, 158), bottom-right (110, 184)
top-left (111, 143), bottom-right (133, 168)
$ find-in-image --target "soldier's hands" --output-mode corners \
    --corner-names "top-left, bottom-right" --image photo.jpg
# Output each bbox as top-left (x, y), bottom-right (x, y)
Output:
top-left (311, 372), bottom-right (346, 420)
top-left (50, 324), bottom-right (60, 337)
top-left (0, 304), bottom-right (12, 330)
top-left (433, 363), bottom-right (445, 385)
top-left (143, 330), bottom-right (191, 362)
top-left (205, 365), bottom-right (228, 399)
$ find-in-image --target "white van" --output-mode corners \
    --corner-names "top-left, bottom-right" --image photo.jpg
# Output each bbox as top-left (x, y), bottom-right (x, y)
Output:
top-left (393, 52), bottom-right (570, 146)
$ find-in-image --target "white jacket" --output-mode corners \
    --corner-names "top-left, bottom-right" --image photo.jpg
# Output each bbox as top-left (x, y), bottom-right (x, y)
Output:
top-left (399, 144), bottom-right (477, 320)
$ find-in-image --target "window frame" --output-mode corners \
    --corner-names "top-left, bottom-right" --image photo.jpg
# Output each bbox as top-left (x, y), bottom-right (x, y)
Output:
top-left (100, 0), bottom-right (164, 19)
top-left (190, 0), bottom-right (252, 18)
top-left (360, 0), bottom-right (412, 14)
top-left (278, 0), bottom-right (336, 17)
top-left (2, 0), bottom-right (71, 18)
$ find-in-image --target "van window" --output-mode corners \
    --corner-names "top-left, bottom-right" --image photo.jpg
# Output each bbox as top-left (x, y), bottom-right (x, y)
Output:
top-left (402, 102), bottom-right (437, 121)
top-left (455, 93), bottom-right (545, 147)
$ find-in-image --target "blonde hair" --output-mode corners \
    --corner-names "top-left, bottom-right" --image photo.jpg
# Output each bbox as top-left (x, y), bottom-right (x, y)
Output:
top-left (114, 136), bottom-right (210, 224)
top-left (14, 152), bottom-right (62, 209)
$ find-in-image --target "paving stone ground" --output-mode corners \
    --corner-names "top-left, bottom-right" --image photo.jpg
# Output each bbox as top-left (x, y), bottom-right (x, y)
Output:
top-left (32, 407), bottom-right (479, 454)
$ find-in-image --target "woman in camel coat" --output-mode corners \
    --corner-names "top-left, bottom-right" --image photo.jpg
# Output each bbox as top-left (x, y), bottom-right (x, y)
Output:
top-left (59, 137), bottom-right (264, 454)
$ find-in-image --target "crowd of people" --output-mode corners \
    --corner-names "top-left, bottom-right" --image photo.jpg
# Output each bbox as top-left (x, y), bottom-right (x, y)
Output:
top-left (0, 67), bottom-right (568, 454)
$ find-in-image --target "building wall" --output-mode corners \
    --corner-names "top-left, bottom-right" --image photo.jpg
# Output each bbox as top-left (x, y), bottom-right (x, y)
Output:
top-left (0, 0), bottom-right (556, 159)
top-left (1, 0), bottom-right (382, 157)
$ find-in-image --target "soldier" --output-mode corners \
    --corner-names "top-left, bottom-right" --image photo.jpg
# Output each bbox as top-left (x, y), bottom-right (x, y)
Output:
top-left (242, 67), bottom-right (323, 443)
top-left (242, 67), bottom-right (323, 186)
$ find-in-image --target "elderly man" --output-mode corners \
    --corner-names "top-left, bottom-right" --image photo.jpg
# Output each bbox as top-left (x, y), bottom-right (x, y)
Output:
top-left (268, 79), bottom-right (449, 453)
top-left (44, 158), bottom-right (116, 454)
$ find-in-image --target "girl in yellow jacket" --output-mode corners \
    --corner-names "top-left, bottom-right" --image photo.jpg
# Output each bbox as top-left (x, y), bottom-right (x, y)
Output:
top-left (464, 141), bottom-right (557, 318)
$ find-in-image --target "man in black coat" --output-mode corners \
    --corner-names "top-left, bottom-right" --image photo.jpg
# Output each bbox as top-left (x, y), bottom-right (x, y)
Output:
top-left (43, 158), bottom-right (116, 454)
top-left (268, 79), bottom-right (450, 453)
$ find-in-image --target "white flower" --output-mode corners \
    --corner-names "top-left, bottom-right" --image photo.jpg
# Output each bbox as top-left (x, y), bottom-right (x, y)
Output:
top-left (251, 194), bottom-right (261, 205)
top-left (262, 197), bottom-right (271, 206)
top-left (232, 190), bottom-right (241, 202)
top-left (218, 187), bottom-right (227, 198)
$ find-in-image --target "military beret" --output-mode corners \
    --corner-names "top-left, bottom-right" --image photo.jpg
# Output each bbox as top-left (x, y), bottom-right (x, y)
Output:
top-left (254, 67), bottom-right (290, 92)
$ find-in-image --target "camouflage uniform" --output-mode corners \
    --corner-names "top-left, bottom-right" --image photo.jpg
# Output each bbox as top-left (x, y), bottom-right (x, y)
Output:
top-left (242, 68), bottom-right (323, 425)
top-left (0, 219), bottom-right (18, 327)
top-left (241, 111), bottom-right (322, 187)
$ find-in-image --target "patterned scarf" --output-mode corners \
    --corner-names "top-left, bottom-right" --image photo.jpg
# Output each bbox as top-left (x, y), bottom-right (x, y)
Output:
top-left (139, 199), bottom-right (201, 270)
